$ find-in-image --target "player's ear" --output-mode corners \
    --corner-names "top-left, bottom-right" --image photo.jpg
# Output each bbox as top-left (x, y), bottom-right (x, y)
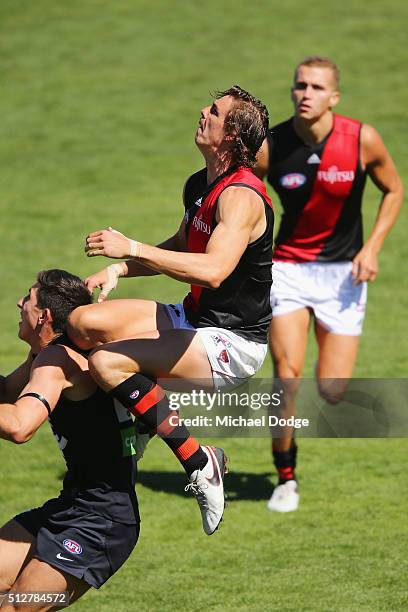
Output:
top-left (38, 308), bottom-right (52, 325)
top-left (330, 90), bottom-right (340, 109)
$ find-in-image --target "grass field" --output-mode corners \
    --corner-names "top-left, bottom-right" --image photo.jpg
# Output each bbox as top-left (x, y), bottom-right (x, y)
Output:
top-left (0, 1), bottom-right (407, 610)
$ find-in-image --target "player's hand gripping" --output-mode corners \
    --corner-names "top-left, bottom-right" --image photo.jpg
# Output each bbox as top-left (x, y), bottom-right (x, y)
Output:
top-left (85, 227), bottom-right (140, 260)
top-left (85, 263), bottom-right (126, 302)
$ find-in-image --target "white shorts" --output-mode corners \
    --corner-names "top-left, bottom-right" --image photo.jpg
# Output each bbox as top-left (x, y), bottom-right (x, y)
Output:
top-left (164, 304), bottom-right (268, 388)
top-left (270, 261), bottom-right (367, 336)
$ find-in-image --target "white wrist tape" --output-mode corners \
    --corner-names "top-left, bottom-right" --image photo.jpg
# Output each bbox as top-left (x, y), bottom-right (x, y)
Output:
top-left (104, 263), bottom-right (126, 293)
top-left (129, 239), bottom-right (141, 258)
top-left (108, 262), bottom-right (126, 277)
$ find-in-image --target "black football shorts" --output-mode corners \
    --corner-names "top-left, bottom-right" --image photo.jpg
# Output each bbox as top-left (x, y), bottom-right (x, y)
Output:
top-left (14, 495), bottom-right (139, 589)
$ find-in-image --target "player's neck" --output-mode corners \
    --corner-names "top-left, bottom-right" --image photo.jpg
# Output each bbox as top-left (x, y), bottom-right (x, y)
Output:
top-left (293, 112), bottom-right (334, 145)
top-left (205, 154), bottom-right (234, 185)
top-left (37, 327), bottom-right (62, 351)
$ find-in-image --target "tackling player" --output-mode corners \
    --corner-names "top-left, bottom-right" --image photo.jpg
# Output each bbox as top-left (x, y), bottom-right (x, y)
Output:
top-left (255, 56), bottom-right (403, 512)
top-left (0, 270), bottom-right (139, 610)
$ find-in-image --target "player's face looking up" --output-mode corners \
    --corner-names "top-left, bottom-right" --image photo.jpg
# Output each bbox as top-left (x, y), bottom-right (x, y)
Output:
top-left (291, 65), bottom-right (340, 121)
top-left (195, 95), bottom-right (235, 152)
top-left (17, 283), bottom-right (42, 342)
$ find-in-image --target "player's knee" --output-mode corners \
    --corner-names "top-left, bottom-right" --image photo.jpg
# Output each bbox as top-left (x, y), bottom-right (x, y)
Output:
top-left (317, 378), bottom-right (347, 404)
top-left (1, 595), bottom-right (34, 612)
top-left (1, 601), bottom-right (17, 612)
top-left (273, 368), bottom-right (302, 405)
top-left (274, 360), bottom-right (302, 384)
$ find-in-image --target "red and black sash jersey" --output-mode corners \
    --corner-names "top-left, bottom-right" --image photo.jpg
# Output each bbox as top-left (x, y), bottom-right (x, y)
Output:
top-left (267, 114), bottom-right (367, 263)
top-left (182, 165), bottom-right (274, 343)
top-left (47, 333), bottom-right (139, 524)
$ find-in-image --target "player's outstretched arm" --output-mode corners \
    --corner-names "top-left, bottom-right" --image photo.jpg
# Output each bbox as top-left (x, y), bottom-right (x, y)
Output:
top-left (84, 186), bottom-right (264, 288)
top-left (84, 223), bottom-right (187, 301)
top-left (0, 346), bottom-right (68, 443)
top-left (352, 124), bottom-right (404, 284)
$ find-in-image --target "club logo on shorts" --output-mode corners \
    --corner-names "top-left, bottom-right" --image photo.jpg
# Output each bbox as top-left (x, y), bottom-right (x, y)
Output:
top-left (63, 539), bottom-right (82, 555)
top-left (211, 334), bottom-right (232, 348)
top-left (280, 173), bottom-right (306, 189)
top-left (218, 349), bottom-right (230, 364)
top-left (129, 390), bottom-right (140, 400)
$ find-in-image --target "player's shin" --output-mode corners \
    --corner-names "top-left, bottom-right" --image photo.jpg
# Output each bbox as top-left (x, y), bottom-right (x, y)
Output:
top-left (110, 373), bottom-right (208, 476)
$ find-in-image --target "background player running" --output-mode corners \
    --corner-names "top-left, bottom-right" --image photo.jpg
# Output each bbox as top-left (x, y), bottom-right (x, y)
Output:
top-left (67, 85), bottom-right (274, 534)
top-left (255, 56), bottom-right (403, 512)
top-left (0, 270), bottom-right (139, 610)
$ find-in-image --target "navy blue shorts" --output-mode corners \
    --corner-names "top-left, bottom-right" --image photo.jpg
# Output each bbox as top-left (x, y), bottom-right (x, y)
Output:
top-left (14, 495), bottom-right (139, 589)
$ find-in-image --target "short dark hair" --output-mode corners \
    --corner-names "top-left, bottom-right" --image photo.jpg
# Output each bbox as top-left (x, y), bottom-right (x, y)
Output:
top-left (216, 85), bottom-right (269, 168)
top-left (36, 269), bottom-right (92, 333)
top-left (295, 56), bottom-right (340, 88)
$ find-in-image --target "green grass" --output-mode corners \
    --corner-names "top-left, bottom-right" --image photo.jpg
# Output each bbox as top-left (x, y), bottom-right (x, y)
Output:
top-left (1, 433), bottom-right (407, 611)
top-left (0, 1), bottom-right (407, 610)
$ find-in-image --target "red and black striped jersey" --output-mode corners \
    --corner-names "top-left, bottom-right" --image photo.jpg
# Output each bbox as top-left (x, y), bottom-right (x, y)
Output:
top-left (182, 165), bottom-right (274, 343)
top-left (267, 114), bottom-right (367, 262)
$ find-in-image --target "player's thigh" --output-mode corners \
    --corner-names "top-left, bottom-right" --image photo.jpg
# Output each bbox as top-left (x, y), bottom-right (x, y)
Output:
top-left (0, 520), bottom-right (36, 591)
top-left (2, 558), bottom-right (90, 612)
top-left (315, 322), bottom-right (360, 378)
top-left (315, 322), bottom-right (360, 402)
top-left (89, 328), bottom-right (213, 389)
top-left (269, 308), bottom-right (311, 378)
top-left (68, 299), bottom-right (172, 349)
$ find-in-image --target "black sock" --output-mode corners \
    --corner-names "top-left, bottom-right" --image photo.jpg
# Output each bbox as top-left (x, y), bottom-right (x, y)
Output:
top-left (111, 373), bottom-right (207, 476)
top-left (273, 447), bottom-right (296, 484)
top-left (290, 438), bottom-right (298, 469)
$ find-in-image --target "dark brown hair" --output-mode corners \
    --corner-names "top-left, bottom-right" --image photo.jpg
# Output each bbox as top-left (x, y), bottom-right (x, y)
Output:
top-left (216, 85), bottom-right (269, 168)
top-left (36, 269), bottom-right (92, 333)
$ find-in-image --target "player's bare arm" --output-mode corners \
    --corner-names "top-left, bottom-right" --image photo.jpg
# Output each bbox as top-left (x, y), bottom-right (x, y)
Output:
top-left (352, 124), bottom-right (404, 284)
top-left (85, 186), bottom-right (265, 289)
top-left (0, 346), bottom-right (72, 443)
top-left (85, 223), bottom-right (187, 301)
top-left (0, 351), bottom-right (36, 403)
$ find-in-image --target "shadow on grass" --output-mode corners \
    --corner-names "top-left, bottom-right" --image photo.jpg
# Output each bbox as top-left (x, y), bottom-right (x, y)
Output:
top-left (137, 470), bottom-right (274, 501)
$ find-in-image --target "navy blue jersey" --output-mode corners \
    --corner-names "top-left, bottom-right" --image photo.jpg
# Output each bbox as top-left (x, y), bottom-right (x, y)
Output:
top-left (48, 334), bottom-right (139, 524)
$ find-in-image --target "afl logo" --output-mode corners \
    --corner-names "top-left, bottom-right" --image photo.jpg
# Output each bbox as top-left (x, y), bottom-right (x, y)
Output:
top-left (63, 539), bottom-right (82, 555)
top-left (280, 173), bottom-right (306, 189)
top-left (129, 390), bottom-right (140, 400)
